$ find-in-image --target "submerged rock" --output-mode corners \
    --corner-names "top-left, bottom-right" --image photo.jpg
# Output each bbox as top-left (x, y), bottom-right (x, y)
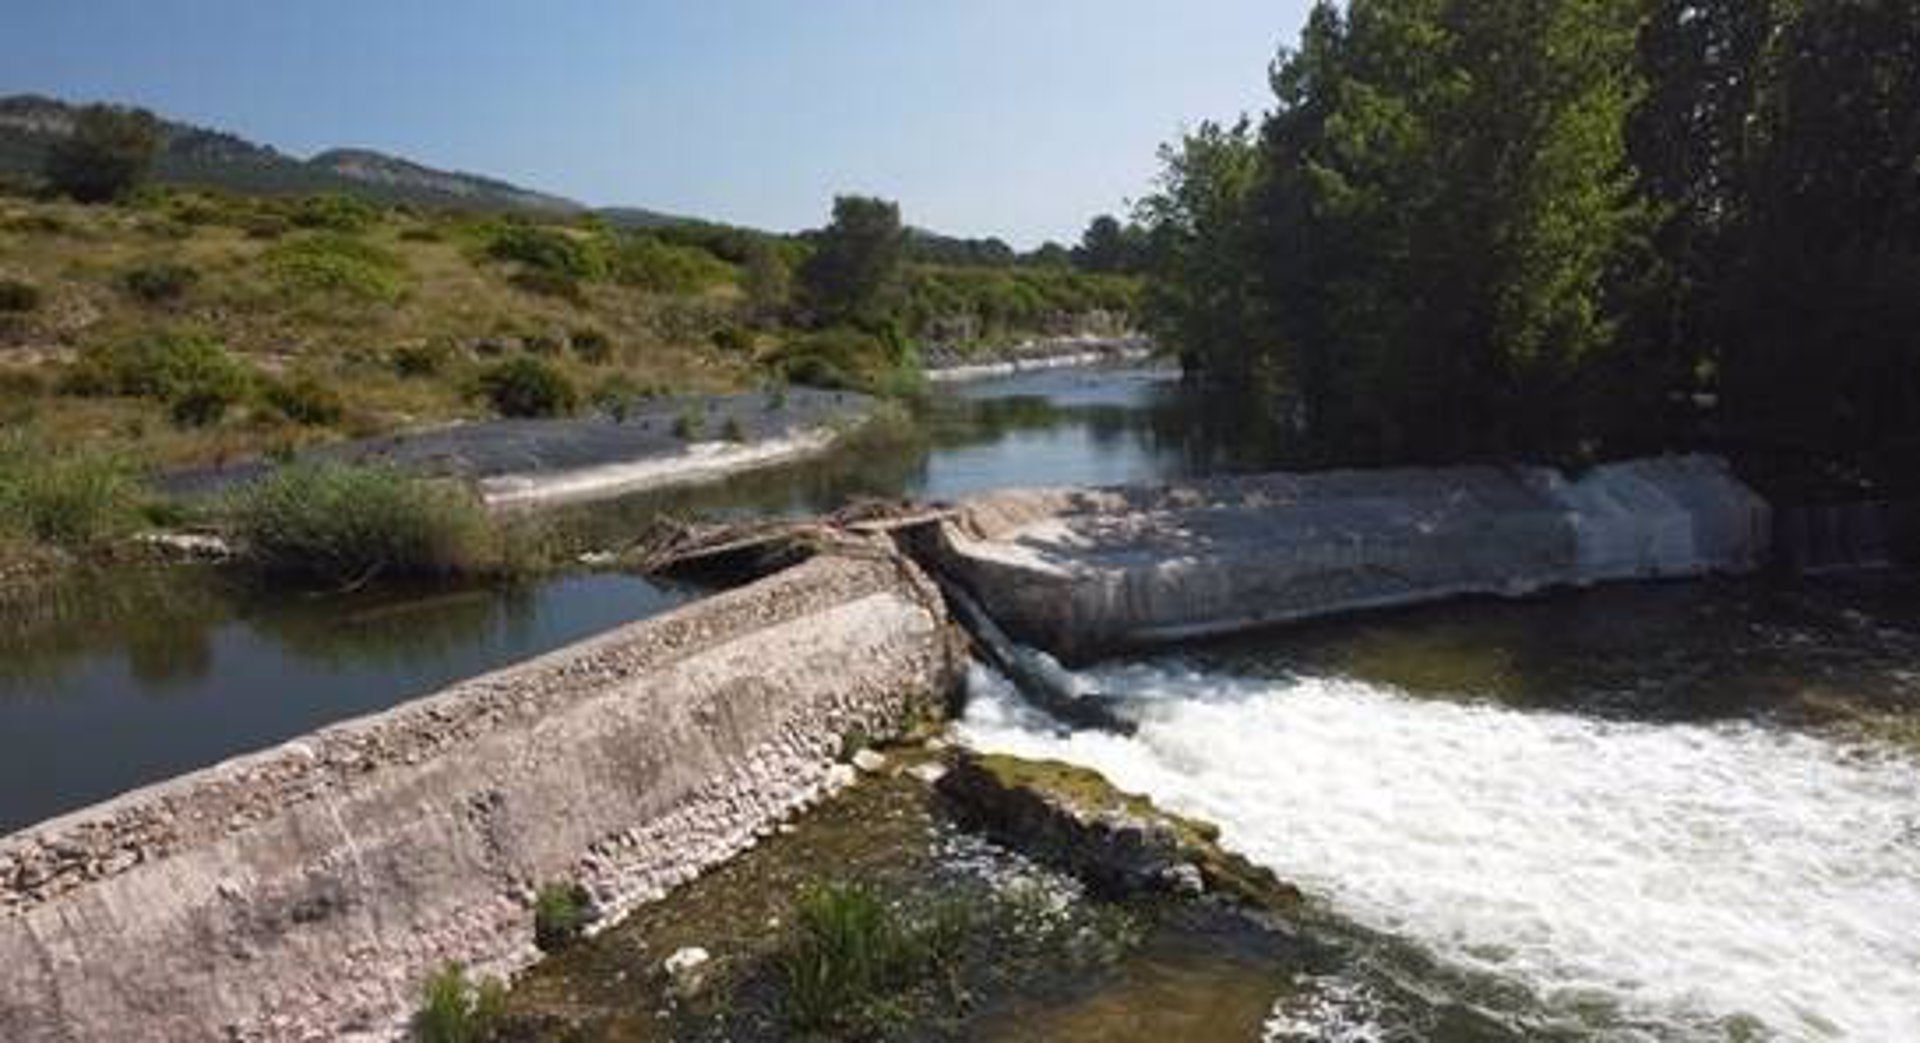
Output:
top-left (935, 752), bottom-right (1301, 914)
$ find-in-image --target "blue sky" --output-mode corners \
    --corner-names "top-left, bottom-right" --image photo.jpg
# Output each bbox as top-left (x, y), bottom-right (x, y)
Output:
top-left (0, 1), bottom-right (1310, 245)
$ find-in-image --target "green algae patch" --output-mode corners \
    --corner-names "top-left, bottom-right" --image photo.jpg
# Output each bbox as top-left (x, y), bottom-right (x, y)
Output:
top-left (943, 753), bottom-right (1302, 915)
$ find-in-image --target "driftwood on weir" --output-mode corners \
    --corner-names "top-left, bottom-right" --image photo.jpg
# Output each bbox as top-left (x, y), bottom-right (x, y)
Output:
top-left (628, 502), bottom-right (1135, 735)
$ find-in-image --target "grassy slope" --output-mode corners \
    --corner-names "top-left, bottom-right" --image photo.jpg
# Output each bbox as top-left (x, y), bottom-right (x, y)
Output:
top-left (0, 189), bottom-right (756, 469)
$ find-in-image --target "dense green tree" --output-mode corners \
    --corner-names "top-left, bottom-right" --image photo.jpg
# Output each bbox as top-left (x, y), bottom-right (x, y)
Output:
top-left (1073, 214), bottom-right (1148, 273)
top-left (1720, 0), bottom-right (1920, 487)
top-left (1025, 241), bottom-right (1074, 268)
top-left (1134, 119), bottom-right (1263, 380)
top-left (44, 104), bottom-right (162, 203)
top-left (1146, 0), bottom-right (1647, 464)
top-left (741, 238), bottom-right (793, 323)
top-left (799, 196), bottom-right (907, 325)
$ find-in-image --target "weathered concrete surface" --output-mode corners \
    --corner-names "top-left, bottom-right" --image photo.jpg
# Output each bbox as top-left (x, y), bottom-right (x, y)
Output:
top-left (0, 553), bottom-right (958, 1042)
top-left (934, 455), bottom-right (1771, 661)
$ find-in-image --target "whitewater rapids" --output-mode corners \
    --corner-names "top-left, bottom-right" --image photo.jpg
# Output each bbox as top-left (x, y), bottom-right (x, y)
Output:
top-left (959, 662), bottom-right (1920, 1040)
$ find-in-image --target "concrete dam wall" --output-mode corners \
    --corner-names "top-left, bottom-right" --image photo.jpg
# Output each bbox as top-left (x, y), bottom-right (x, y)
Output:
top-left (0, 555), bottom-right (958, 1042)
top-left (934, 455), bottom-right (1772, 661)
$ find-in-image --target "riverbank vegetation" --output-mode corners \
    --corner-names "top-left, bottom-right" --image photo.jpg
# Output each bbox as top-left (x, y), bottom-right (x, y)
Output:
top-left (0, 126), bottom-right (1140, 572)
top-left (221, 462), bottom-right (526, 585)
top-left (1130, 0), bottom-right (1920, 500)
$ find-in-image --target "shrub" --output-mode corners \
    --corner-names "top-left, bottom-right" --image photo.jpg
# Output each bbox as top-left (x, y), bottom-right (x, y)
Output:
top-left (413, 963), bottom-right (506, 1043)
top-left (772, 326), bottom-right (916, 395)
top-left (721, 416), bottom-right (747, 442)
top-left (610, 235), bottom-right (733, 293)
top-left (711, 325), bottom-right (753, 353)
top-left (224, 462), bottom-right (498, 584)
top-left (507, 268), bottom-right (583, 302)
top-left (0, 432), bottom-right (146, 549)
top-left (0, 278), bottom-right (40, 313)
top-left (590, 373), bottom-right (642, 421)
top-left (266, 233), bottom-right (408, 304)
top-left (477, 356), bottom-right (577, 418)
top-left (568, 327), bottom-right (612, 364)
top-left (399, 224), bottom-right (443, 243)
top-left (263, 374), bottom-right (346, 426)
top-left (533, 882), bottom-right (593, 952)
top-left (485, 224), bottom-right (607, 280)
top-left (671, 406), bottom-right (705, 440)
top-left (241, 212), bottom-right (290, 240)
top-left (64, 332), bottom-right (252, 427)
top-left (393, 342), bottom-right (453, 378)
top-left (291, 193), bottom-right (381, 232)
top-left (120, 261), bottom-right (199, 305)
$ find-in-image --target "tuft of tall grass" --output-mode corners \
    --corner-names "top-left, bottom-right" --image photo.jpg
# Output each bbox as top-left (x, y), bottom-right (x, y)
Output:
top-left (779, 881), bottom-right (959, 1036)
top-left (414, 962), bottom-right (506, 1043)
top-left (0, 431), bottom-right (147, 549)
top-left (222, 462), bottom-right (500, 585)
top-left (532, 881), bottom-right (594, 952)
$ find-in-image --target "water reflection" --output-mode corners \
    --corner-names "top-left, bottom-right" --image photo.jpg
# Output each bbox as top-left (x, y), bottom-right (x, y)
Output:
top-left (0, 568), bottom-right (688, 832)
top-left (548, 366), bottom-right (1293, 547)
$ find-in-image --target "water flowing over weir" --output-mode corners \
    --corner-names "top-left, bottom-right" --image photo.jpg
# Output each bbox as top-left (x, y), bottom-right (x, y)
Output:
top-left (960, 664), bottom-right (1920, 1041)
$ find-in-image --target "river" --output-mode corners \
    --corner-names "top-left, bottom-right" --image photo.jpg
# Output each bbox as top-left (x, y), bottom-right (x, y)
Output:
top-left (5, 365), bottom-right (1916, 1041)
top-left (963, 578), bottom-right (1920, 1040)
top-left (0, 365), bottom-right (1222, 831)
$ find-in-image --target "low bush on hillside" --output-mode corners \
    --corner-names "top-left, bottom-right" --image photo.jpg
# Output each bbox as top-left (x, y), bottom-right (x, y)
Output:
top-left (266, 232), bottom-right (409, 304)
top-left (413, 963), bottom-right (506, 1043)
top-left (485, 223), bottom-right (607, 281)
top-left (710, 324), bottom-right (753, 353)
top-left (0, 431), bottom-right (146, 549)
top-left (0, 278), bottom-right (41, 313)
top-left (392, 341), bottom-right (454, 378)
top-left (223, 462), bottom-right (499, 584)
top-left (567, 327), bottom-right (612, 364)
top-left (62, 331), bottom-right (253, 427)
top-left (262, 373), bottom-right (346, 427)
top-left (291, 192), bottom-right (382, 232)
top-left (610, 235), bottom-right (734, 294)
top-left (120, 261), bottom-right (200, 305)
top-left (507, 268), bottom-right (584, 302)
top-left (476, 356), bottom-right (577, 418)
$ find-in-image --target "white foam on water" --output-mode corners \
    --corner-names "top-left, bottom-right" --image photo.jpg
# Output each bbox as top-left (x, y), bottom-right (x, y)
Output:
top-left (959, 663), bottom-right (1920, 1040)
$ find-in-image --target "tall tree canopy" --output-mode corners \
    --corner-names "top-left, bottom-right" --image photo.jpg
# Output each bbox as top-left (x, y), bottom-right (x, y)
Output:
top-left (1139, 0), bottom-right (1920, 490)
top-left (799, 195), bottom-right (906, 326)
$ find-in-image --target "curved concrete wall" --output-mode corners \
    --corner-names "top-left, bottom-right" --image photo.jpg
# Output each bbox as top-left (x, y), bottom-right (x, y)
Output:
top-left (0, 555), bottom-right (958, 1042)
top-left (936, 455), bottom-right (1771, 661)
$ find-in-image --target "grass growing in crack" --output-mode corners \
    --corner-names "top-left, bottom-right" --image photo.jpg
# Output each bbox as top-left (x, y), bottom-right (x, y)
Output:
top-left (778, 881), bottom-right (967, 1039)
top-left (414, 962), bottom-right (506, 1043)
top-left (533, 881), bottom-right (594, 953)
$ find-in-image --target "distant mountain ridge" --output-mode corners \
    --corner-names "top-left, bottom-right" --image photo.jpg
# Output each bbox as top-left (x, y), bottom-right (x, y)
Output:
top-left (0, 93), bottom-right (682, 226)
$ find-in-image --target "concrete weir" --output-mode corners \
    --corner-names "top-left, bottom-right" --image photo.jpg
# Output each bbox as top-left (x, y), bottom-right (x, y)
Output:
top-left (0, 554), bottom-right (958, 1042)
top-left (932, 454), bottom-right (1772, 662)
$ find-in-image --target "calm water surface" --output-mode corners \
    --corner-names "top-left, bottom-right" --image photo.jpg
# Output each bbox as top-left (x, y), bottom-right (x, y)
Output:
top-left (0, 366), bottom-right (1232, 831)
